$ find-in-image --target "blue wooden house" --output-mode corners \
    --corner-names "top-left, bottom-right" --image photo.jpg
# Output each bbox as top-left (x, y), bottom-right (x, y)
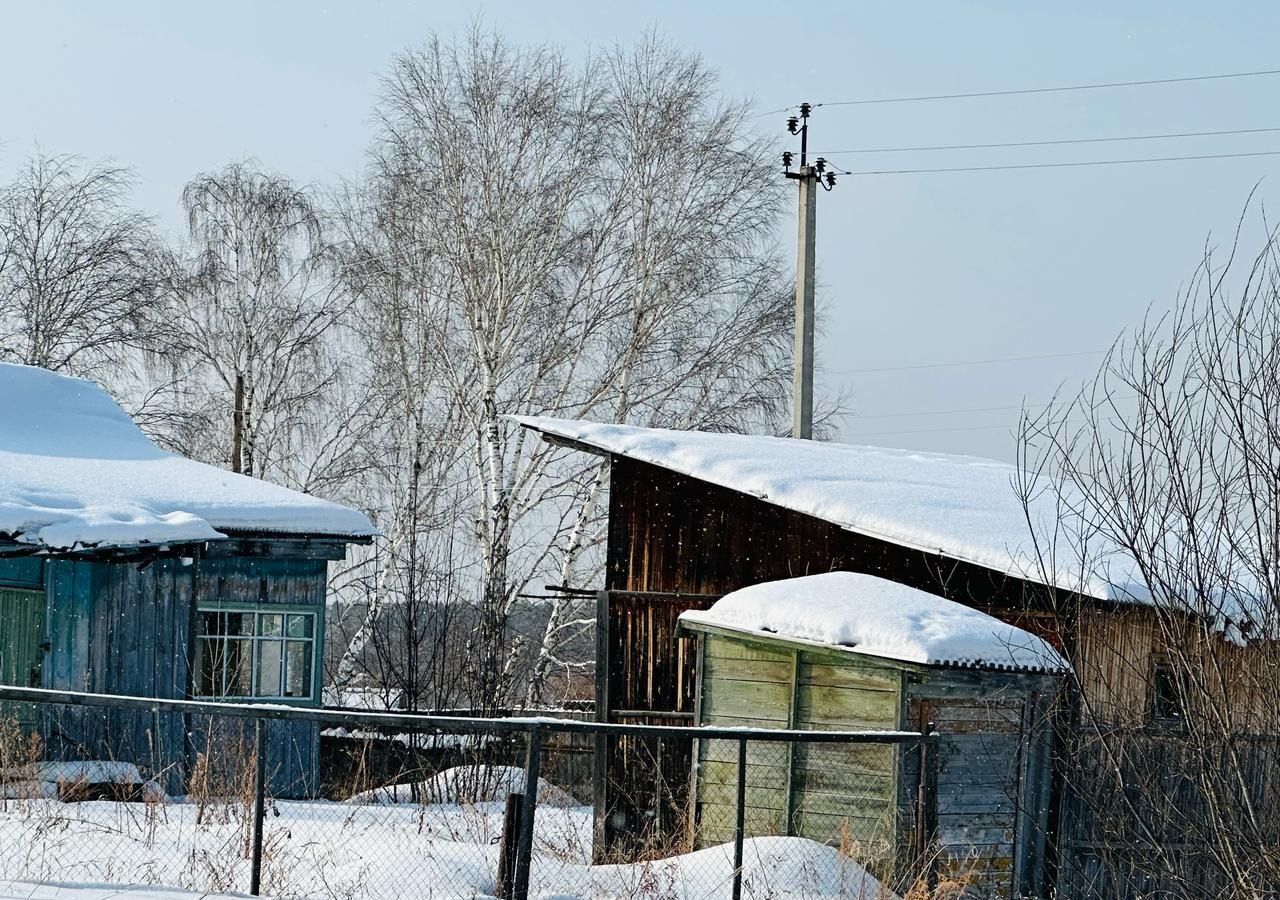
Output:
top-left (0, 363), bottom-right (375, 795)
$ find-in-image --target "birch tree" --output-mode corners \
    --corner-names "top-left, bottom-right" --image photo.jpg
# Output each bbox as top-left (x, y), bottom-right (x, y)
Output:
top-left (0, 154), bottom-right (161, 377)
top-left (345, 29), bottom-right (794, 709)
top-left (153, 162), bottom-right (346, 484)
top-left (326, 177), bottom-right (476, 709)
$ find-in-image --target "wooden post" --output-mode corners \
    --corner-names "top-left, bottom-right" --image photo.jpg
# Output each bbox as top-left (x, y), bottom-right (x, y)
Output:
top-left (917, 719), bottom-right (939, 892)
top-left (732, 737), bottom-right (747, 900)
top-left (496, 792), bottom-right (524, 899)
top-left (783, 649), bottom-right (801, 835)
top-left (591, 589), bottom-right (611, 861)
top-left (249, 717), bottom-right (267, 895)
top-left (512, 728), bottom-right (543, 900)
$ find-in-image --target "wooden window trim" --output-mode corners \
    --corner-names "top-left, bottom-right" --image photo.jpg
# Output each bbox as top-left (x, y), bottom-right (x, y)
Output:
top-left (193, 603), bottom-right (318, 703)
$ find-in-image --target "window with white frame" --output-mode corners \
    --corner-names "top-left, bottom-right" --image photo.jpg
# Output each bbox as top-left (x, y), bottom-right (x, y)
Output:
top-left (194, 609), bottom-right (316, 700)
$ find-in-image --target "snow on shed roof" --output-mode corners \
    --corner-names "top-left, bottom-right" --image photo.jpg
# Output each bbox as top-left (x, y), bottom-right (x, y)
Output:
top-left (0, 363), bottom-right (376, 551)
top-left (680, 572), bottom-right (1068, 673)
top-left (512, 415), bottom-right (1131, 601)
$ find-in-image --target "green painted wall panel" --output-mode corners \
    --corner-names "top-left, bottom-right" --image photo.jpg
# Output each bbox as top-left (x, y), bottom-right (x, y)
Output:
top-left (0, 586), bottom-right (45, 729)
top-left (693, 630), bottom-right (902, 867)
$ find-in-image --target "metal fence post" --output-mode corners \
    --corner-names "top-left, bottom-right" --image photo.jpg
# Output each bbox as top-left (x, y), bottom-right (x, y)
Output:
top-left (249, 717), bottom-right (267, 896)
top-left (732, 736), bottom-right (747, 900)
top-left (511, 726), bottom-right (543, 900)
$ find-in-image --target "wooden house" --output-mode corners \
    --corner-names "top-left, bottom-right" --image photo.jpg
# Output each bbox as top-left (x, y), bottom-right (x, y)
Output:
top-left (513, 415), bottom-right (1260, 895)
top-left (677, 571), bottom-right (1064, 898)
top-left (0, 363), bottom-right (374, 796)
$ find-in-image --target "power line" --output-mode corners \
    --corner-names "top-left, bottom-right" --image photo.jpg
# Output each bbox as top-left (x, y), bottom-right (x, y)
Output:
top-left (811, 125), bottom-right (1280, 155)
top-left (829, 349), bottom-right (1105, 375)
top-left (846, 421), bottom-right (1035, 438)
top-left (853, 394), bottom-right (1139, 420)
top-left (812, 67), bottom-right (1280, 108)
top-left (849, 148), bottom-right (1280, 176)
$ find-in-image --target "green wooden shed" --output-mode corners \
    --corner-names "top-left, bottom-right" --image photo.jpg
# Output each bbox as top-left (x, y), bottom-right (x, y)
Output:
top-left (0, 363), bottom-right (375, 796)
top-left (678, 571), bottom-right (1065, 899)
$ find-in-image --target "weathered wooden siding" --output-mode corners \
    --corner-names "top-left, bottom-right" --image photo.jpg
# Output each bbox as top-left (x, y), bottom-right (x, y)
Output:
top-left (902, 674), bottom-right (1057, 900)
top-left (0, 550), bottom-right (329, 798)
top-left (41, 558), bottom-right (195, 793)
top-left (692, 633), bottom-right (905, 877)
top-left (605, 457), bottom-right (1052, 612)
top-left (695, 637), bottom-right (793, 846)
top-left (0, 585), bottom-right (46, 727)
top-left (689, 628), bottom-right (1059, 898)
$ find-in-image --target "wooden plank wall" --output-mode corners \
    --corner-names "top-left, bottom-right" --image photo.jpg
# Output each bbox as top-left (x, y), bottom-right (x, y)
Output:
top-left (902, 674), bottom-right (1058, 900)
top-left (693, 634), bottom-right (904, 878)
top-left (691, 631), bottom-right (1059, 898)
top-left (40, 558), bottom-right (194, 793)
top-left (791, 655), bottom-right (901, 862)
top-left (695, 638), bottom-right (793, 846)
top-left (0, 553), bottom-right (331, 798)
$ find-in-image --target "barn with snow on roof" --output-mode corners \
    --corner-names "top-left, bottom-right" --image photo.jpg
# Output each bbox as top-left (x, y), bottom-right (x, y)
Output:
top-left (678, 571), bottom-right (1065, 898)
top-left (511, 415), bottom-right (1268, 899)
top-left (0, 363), bottom-right (375, 796)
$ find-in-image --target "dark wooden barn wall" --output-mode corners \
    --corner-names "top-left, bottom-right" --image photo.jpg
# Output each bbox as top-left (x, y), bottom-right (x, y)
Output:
top-left (27, 553), bottom-right (328, 797)
top-left (605, 457), bottom-right (1056, 615)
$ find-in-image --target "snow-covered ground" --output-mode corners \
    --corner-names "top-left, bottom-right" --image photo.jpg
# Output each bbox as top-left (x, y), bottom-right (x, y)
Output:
top-left (0, 788), bottom-right (891, 899)
top-left (0, 882), bottom-right (251, 900)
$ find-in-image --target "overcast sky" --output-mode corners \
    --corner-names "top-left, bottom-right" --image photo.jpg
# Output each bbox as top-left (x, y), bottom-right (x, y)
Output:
top-left (4, 1), bottom-right (1279, 461)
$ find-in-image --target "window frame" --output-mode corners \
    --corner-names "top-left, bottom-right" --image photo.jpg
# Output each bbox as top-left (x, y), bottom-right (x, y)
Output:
top-left (193, 603), bottom-right (319, 703)
top-left (1149, 657), bottom-right (1186, 727)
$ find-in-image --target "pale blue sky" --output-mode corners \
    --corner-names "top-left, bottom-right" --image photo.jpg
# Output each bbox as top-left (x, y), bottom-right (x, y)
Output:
top-left (4, 1), bottom-right (1279, 460)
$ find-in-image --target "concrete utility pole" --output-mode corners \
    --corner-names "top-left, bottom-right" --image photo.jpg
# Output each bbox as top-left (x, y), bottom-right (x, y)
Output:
top-left (784, 103), bottom-right (837, 440)
top-left (792, 162), bottom-right (817, 440)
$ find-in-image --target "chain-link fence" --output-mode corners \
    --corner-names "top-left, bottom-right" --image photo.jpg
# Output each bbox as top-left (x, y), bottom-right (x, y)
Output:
top-left (0, 686), bottom-right (937, 900)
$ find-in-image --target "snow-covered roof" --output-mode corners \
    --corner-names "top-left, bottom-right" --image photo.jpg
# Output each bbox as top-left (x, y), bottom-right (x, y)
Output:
top-left (513, 415), bottom-right (1132, 601)
top-left (0, 363), bottom-right (376, 551)
top-left (680, 572), bottom-right (1068, 673)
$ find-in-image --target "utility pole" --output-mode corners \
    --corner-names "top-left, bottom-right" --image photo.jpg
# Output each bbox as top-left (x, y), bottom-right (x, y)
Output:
top-left (784, 103), bottom-right (837, 439)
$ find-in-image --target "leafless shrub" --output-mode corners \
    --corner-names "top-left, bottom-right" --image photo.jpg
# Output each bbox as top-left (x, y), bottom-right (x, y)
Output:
top-left (1018, 203), bottom-right (1280, 898)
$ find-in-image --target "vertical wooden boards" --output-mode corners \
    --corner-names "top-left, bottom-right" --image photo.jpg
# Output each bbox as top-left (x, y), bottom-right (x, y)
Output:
top-left (908, 674), bottom-right (1045, 900)
top-left (595, 590), bottom-right (717, 859)
top-left (599, 454), bottom-right (1069, 875)
top-left (29, 551), bottom-right (330, 799)
top-left (694, 636), bottom-right (793, 847)
top-left (0, 585), bottom-right (46, 728)
top-left (691, 632), bottom-right (902, 879)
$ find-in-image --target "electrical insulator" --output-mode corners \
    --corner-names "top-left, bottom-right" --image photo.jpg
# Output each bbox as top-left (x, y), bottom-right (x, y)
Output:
top-left (787, 117), bottom-right (799, 134)
top-left (799, 102), bottom-right (811, 118)
top-left (782, 151), bottom-right (794, 168)
top-left (815, 158), bottom-right (826, 174)
top-left (825, 172), bottom-right (837, 188)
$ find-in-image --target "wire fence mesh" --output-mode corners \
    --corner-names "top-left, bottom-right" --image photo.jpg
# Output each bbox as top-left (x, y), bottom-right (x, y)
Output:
top-left (0, 687), bottom-right (937, 900)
